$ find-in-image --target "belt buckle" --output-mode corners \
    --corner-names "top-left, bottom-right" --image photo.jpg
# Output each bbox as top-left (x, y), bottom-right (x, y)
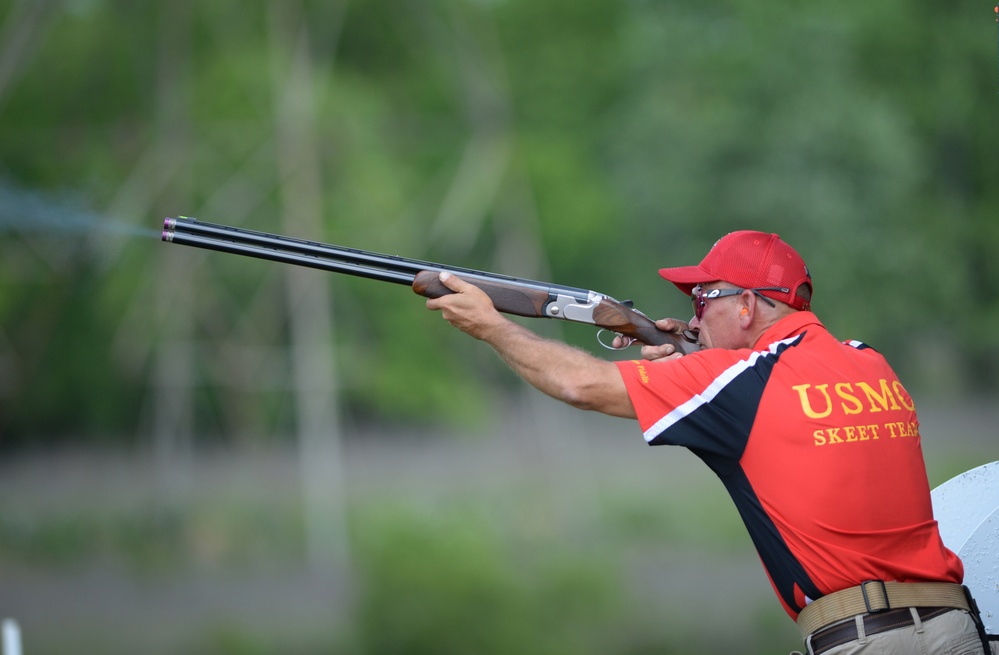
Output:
top-left (861, 580), bottom-right (890, 613)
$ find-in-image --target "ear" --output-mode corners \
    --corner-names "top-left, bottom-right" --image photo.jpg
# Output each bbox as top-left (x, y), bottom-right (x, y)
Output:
top-left (738, 292), bottom-right (755, 327)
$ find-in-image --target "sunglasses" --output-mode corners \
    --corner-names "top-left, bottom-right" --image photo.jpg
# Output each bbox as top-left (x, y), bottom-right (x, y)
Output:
top-left (690, 286), bottom-right (789, 320)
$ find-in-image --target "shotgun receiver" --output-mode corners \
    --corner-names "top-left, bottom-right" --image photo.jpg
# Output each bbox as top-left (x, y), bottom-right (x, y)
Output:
top-left (161, 217), bottom-right (700, 354)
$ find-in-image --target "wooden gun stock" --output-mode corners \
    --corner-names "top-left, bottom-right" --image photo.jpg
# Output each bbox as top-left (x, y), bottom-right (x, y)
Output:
top-left (412, 270), bottom-right (699, 354)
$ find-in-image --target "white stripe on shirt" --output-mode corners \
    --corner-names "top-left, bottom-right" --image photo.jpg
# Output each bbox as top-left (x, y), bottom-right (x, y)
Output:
top-left (642, 336), bottom-right (800, 443)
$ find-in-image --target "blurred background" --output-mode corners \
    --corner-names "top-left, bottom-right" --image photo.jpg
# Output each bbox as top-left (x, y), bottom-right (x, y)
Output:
top-left (0, 0), bottom-right (997, 653)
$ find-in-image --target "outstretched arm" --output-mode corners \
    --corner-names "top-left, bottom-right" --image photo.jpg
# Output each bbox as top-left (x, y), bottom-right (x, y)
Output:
top-left (425, 271), bottom-right (637, 418)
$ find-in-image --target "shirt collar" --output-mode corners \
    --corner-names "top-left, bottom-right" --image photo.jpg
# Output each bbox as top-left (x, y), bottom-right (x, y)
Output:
top-left (752, 311), bottom-right (824, 350)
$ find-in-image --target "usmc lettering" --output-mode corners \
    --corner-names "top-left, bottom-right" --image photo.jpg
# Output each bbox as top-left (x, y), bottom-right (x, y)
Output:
top-left (792, 378), bottom-right (914, 419)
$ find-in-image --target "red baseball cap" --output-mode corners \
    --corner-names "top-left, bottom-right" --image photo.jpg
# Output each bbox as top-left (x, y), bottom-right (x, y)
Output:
top-left (659, 231), bottom-right (812, 310)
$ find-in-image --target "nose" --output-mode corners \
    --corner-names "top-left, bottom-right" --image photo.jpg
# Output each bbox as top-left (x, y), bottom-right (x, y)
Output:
top-left (689, 314), bottom-right (701, 329)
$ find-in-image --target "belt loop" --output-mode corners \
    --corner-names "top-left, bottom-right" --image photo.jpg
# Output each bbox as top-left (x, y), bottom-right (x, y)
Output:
top-left (804, 632), bottom-right (815, 655)
top-left (855, 615), bottom-right (867, 645)
top-left (861, 580), bottom-right (890, 613)
top-left (910, 607), bottom-right (924, 634)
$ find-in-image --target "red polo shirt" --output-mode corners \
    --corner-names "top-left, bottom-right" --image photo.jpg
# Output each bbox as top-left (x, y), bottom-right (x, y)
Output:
top-left (615, 311), bottom-right (963, 619)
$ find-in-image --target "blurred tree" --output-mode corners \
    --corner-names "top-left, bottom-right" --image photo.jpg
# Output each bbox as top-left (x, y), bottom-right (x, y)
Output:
top-left (0, 0), bottom-right (996, 444)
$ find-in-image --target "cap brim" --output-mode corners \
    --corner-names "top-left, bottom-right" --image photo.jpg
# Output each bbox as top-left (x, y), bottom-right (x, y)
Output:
top-left (658, 265), bottom-right (719, 295)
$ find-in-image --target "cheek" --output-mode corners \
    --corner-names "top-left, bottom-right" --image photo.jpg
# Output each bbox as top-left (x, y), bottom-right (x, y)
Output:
top-left (699, 319), bottom-right (733, 349)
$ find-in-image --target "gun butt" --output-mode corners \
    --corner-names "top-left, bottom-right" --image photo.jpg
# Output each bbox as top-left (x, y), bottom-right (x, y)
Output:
top-left (592, 299), bottom-right (701, 354)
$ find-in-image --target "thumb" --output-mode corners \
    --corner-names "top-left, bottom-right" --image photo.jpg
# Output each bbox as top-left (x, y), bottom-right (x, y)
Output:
top-left (438, 270), bottom-right (471, 292)
top-left (655, 317), bottom-right (689, 333)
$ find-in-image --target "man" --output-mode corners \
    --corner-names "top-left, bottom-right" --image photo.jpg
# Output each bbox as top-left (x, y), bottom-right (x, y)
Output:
top-left (425, 230), bottom-right (988, 654)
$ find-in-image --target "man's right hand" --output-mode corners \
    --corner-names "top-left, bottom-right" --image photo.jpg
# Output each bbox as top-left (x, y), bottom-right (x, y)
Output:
top-left (612, 318), bottom-right (692, 360)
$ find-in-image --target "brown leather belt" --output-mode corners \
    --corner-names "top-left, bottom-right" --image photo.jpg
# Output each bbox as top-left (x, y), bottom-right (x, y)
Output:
top-left (810, 606), bottom-right (955, 655)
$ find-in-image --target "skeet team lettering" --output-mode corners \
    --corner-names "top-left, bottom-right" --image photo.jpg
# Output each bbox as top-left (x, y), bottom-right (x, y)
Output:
top-left (813, 421), bottom-right (920, 446)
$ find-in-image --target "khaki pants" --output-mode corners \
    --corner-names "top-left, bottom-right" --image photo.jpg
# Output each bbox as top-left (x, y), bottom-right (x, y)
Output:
top-left (794, 608), bottom-right (987, 655)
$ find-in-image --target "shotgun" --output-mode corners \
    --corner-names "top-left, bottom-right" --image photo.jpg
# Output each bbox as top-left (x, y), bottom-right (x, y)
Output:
top-left (161, 217), bottom-right (700, 354)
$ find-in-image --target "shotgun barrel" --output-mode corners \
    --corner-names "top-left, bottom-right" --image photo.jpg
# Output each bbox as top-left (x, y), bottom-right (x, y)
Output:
top-left (161, 216), bottom-right (700, 353)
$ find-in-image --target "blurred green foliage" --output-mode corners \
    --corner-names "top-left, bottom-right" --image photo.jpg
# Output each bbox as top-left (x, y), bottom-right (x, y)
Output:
top-left (352, 507), bottom-right (618, 655)
top-left (0, 0), bottom-right (997, 444)
top-left (0, 470), bottom-right (797, 654)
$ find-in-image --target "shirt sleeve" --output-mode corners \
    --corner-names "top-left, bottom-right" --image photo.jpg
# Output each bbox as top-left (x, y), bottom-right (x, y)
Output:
top-left (614, 354), bottom-right (738, 443)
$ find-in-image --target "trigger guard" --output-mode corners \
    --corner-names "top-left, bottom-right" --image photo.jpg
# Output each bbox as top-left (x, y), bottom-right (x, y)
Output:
top-left (596, 329), bottom-right (632, 351)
